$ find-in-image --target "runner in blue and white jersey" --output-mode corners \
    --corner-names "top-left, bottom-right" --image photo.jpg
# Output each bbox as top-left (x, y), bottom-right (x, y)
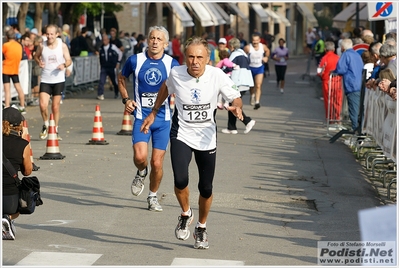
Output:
top-left (118, 26), bottom-right (179, 212)
top-left (140, 37), bottom-right (243, 249)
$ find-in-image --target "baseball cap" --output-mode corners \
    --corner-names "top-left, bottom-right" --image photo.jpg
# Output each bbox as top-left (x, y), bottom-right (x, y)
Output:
top-left (218, 38), bottom-right (227, 44)
top-left (31, 28), bottom-right (38, 35)
top-left (3, 107), bottom-right (25, 126)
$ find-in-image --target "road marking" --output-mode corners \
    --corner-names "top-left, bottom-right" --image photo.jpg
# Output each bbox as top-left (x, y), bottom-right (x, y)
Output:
top-left (171, 258), bottom-right (244, 266)
top-left (49, 244), bottom-right (87, 251)
top-left (37, 220), bottom-right (75, 226)
top-left (16, 252), bottom-right (102, 266)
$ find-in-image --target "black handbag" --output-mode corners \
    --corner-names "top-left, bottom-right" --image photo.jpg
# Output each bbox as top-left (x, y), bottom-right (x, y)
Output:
top-left (2, 153), bottom-right (43, 214)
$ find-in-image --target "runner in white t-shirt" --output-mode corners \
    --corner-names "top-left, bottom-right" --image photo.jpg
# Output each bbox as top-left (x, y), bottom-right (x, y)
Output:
top-left (244, 32), bottom-right (270, 110)
top-left (141, 36), bottom-right (243, 249)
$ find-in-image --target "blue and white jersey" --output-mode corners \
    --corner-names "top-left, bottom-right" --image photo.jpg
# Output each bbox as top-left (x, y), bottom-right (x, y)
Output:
top-left (121, 51), bottom-right (179, 120)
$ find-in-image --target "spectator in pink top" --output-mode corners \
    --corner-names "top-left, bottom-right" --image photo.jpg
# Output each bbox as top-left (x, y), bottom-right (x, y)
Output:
top-left (216, 50), bottom-right (237, 109)
top-left (216, 50), bottom-right (237, 77)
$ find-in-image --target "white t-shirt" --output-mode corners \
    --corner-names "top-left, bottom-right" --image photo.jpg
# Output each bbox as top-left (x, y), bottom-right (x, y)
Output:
top-left (306, 31), bottom-right (316, 45)
top-left (40, 39), bottom-right (66, 84)
top-left (166, 65), bottom-right (241, 150)
top-left (248, 44), bottom-right (264, 68)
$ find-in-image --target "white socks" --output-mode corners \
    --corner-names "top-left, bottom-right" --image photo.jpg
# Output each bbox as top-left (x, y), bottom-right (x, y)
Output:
top-left (196, 221), bottom-right (206, 228)
top-left (182, 208), bottom-right (192, 217)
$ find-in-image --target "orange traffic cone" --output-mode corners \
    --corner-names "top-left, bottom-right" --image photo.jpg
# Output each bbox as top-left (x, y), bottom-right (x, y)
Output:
top-left (40, 114), bottom-right (65, 160)
top-left (22, 120), bottom-right (40, 171)
top-left (117, 110), bottom-right (133, 135)
top-left (87, 105), bottom-right (109, 145)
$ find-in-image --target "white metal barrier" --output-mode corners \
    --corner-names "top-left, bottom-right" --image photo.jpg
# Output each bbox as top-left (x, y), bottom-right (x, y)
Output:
top-left (362, 88), bottom-right (397, 163)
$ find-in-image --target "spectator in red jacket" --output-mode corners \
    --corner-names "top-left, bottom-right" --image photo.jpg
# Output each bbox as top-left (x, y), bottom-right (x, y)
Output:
top-left (172, 34), bottom-right (183, 65)
top-left (317, 41), bottom-right (342, 121)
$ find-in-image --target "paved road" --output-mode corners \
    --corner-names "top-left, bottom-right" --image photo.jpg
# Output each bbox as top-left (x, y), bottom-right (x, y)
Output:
top-left (3, 56), bottom-right (385, 266)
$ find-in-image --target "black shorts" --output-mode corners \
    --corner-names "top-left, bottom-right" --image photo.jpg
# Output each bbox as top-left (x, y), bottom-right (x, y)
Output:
top-left (40, 82), bottom-right (65, 96)
top-left (170, 138), bottom-right (216, 198)
top-left (2, 74), bottom-right (20, 84)
top-left (3, 194), bottom-right (19, 215)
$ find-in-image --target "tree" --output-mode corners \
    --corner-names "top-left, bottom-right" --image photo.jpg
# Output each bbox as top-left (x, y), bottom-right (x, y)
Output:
top-left (3, 3), bottom-right (8, 27)
top-left (60, 3), bottom-right (123, 37)
top-left (4, 2), bottom-right (123, 37)
top-left (48, 3), bottom-right (62, 25)
top-left (34, 3), bottom-right (45, 33)
top-left (17, 3), bottom-right (29, 33)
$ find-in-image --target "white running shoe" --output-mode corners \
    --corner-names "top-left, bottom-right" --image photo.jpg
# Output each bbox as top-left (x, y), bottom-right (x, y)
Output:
top-left (2, 216), bottom-right (15, 240)
top-left (194, 227), bottom-right (209, 249)
top-left (131, 167), bottom-right (147, 196)
top-left (221, 129), bottom-right (238, 134)
top-left (40, 125), bottom-right (48, 140)
top-left (175, 209), bottom-right (194, 240)
top-left (244, 120), bottom-right (256, 134)
top-left (147, 196), bottom-right (163, 212)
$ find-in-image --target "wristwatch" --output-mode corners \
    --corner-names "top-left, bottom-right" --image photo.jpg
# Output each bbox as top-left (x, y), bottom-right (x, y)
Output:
top-left (122, 98), bottom-right (130, 104)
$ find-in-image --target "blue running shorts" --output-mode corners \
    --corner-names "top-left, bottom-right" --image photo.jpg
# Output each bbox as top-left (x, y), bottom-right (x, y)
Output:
top-left (250, 65), bottom-right (265, 77)
top-left (132, 118), bottom-right (171, 150)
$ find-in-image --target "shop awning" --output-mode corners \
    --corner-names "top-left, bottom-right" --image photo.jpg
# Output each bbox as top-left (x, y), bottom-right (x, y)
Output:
top-left (169, 2), bottom-right (195, 27)
top-left (211, 3), bottom-right (231, 25)
top-left (251, 3), bottom-right (269, 23)
top-left (296, 3), bottom-right (318, 27)
top-left (202, 3), bottom-right (227, 25)
top-left (276, 12), bottom-right (291, 27)
top-left (264, 9), bottom-right (280, 23)
top-left (228, 3), bottom-right (250, 24)
top-left (332, 3), bottom-right (368, 29)
top-left (186, 2), bottom-right (215, 27)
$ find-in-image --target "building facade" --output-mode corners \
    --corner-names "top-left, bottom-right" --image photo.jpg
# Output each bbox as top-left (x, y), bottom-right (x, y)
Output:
top-left (113, 2), bottom-right (317, 56)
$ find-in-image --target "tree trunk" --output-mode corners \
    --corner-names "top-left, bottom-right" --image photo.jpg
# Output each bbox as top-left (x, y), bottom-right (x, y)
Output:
top-left (35, 3), bottom-right (45, 34)
top-left (18, 3), bottom-right (29, 34)
top-left (59, 3), bottom-right (79, 38)
top-left (48, 3), bottom-right (61, 25)
top-left (3, 3), bottom-right (8, 27)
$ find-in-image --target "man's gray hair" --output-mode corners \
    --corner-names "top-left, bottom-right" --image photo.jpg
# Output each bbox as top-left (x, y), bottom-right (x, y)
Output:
top-left (379, 43), bottom-right (397, 58)
top-left (325, 41), bottom-right (335, 51)
top-left (341, 38), bottom-right (353, 50)
top-left (184, 36), bottom-right (210, 56)
top-left (384, 38), bottom-right (397, 46)
top-left (228, 38), bottom-right (241, 50)
top-left (370, 42), bottom-right (382, 55)
top-left (148, 25), bottom-right (169, 42)
top-left (6, 29), bottom-right (15, 40)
